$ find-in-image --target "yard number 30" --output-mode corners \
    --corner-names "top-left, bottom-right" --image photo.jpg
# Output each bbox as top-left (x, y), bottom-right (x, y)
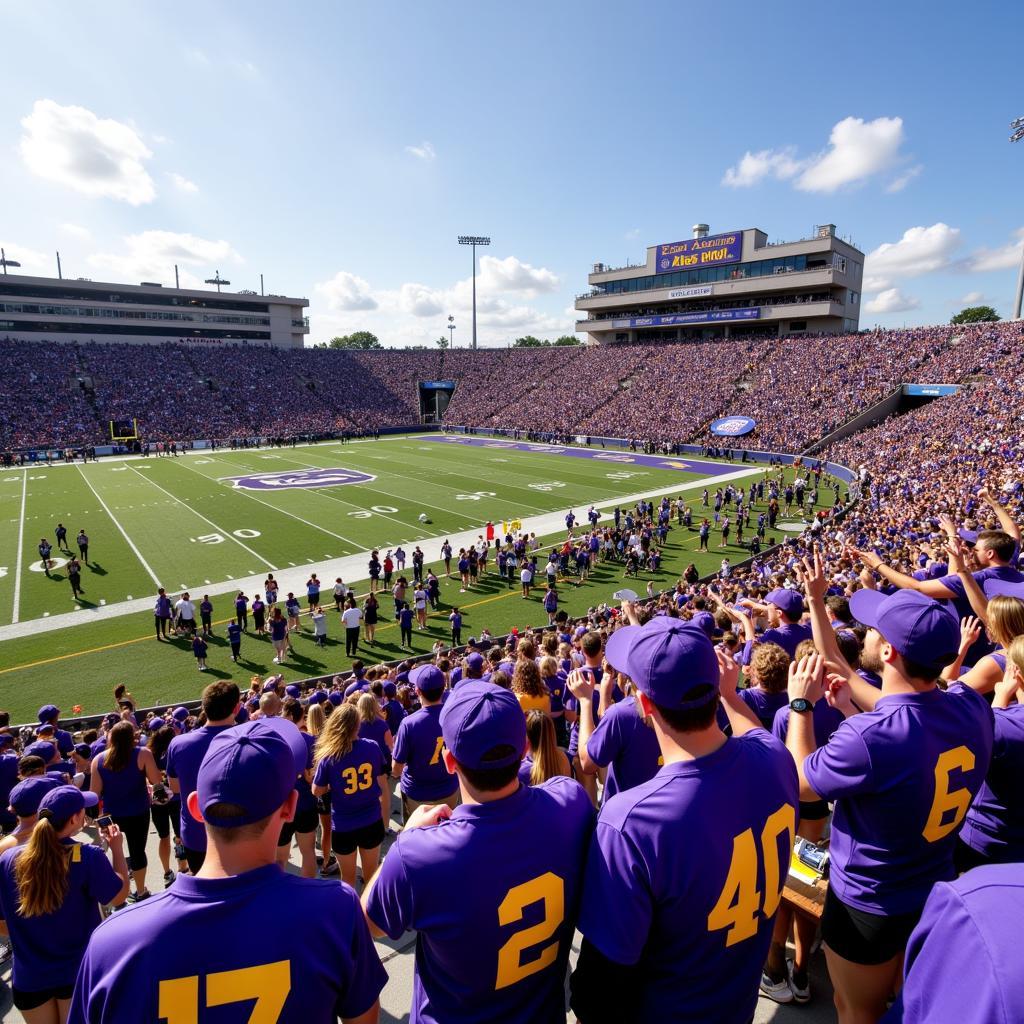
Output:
top-left (159, 961), bottom-right (289, 1023)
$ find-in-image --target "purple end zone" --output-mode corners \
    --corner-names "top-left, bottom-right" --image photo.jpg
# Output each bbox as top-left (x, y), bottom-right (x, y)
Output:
top-left (419, 436), bottom-right (747, 476)
top-left (225, 467), bottom-right (376, 490)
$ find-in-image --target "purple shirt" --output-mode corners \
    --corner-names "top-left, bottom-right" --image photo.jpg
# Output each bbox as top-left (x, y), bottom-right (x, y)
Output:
top-left (577, 732), bottom-right (798, 1023)
top-left (313, 738), bottom-right (384, 832)
top-left (0, 840), bottom-right (121, 991)
top-left (804, 684), bottom-right (994, 914)
top-left (584, 696), bottom-right (661, 800)
top-left (738, 688), bottom-right (789, 730)
top-left (772, 698), bottom-right (845, 748)
top-left (358, 717), bottom-right (392, 765)
top-left (366, 777), bottom-right (594, 1024)
top-left (70, 864), bottom-right (386, 1023)
top-left (94, 748), bottom-right (149, 817)
top-left (758, 622), bottom-right (813, 659)
top-left (393, 705), bottom-right (458, 803)
top-left (884, 864), bottom-right (1024, 1024)
top-left (937, 565), bottom-right (1024, 663)
top-left (382, 698), bottom-right (406, 736)
top-left (960, 702), bottom-right (1024, 862)
top-left (166, 724), bottom-right (236, 851)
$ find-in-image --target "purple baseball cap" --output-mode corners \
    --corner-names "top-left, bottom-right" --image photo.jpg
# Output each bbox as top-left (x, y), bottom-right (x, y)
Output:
top-left (102, 713), bottom-right (119, 728)
top-left (9, 776), bottom-right (61, 817)
top-left (690, 611), bottom-right (720, 639)
top-left (440, 680), bottom-right (526, 770)
top-left (849, 589), bottom-right (960, 670)
top-left (37, 704), bottom-right (60, 723)
top-left (308, 690), bottom-right (328, 705)
top-left (172, 707), bottom-right (191, 723)
top-left (382, 681), bottom-right (398, 697)
top-left (197, 719), bottom-right (307, 828)
top-left (35, 722), bottom-right (55, 735)
top-left (285, 684), bottom-right (301, 699)
top-left (328, 692), bottom-right (343, 706)
top-left (606, 619), bottom-right (720, 709)
top-left (410, 664), bottom-right (445, 693)
top-left (262, 677), bottom-right (282, 693)
top-left (38, 784), bottom-right (98, 822)
top-left (0, 734), bottom-right (14, 749)
top-left (24, 740), bottom-right (56, 762)
top-left (146, 717), bottom-right (166, 732)
top-left (766, 588), bottom-right (805, 620)
top-left (958, 529), bottom-right (979, 546)
top-left (464, 652), bottom-right (485, 673)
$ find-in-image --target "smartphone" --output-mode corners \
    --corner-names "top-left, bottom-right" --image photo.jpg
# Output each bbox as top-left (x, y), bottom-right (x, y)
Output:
top-left (97, 815), bottom-right (113, 828)
top-left (613, 588), bottom-right (638, 602)
top-left (152, 784), bottom-right (168, 802)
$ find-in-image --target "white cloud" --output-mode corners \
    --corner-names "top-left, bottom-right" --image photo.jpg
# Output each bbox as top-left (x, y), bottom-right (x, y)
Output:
top-left (398, 282), bottom-right (444, 317)
top-left (88, 230), bottom-right (242, 287)
top-left (405, 141), bottom-right (436, 162)
top-left (167, 172), bottom-right (198, 193)
top-left (19, 99), bottom-right (156, 205)
top-left (185, 48), bottom-right (210, 65)
top-left (315, 271), bottom-right (378, 311)
top-left (864, 288), bottom-right (920, 314)
top-left (723, 116), bottom-right (908, 193)
top-left (59, 223), bottom-right (91, 240)
top-left (477, 255), bottom-right (559, 294)
top-left (0, 241), bottom-right (49, 274)
top-left (958, 291), bottom-right (985, 305)
top-left (722, 147), bottom-right (803, 187)
top-left (967, 228), bottom-right (1024, 273)
top-left (885, 164), bottom-right (922, 193)
top-left (863, 223), bottom-right (961, 291)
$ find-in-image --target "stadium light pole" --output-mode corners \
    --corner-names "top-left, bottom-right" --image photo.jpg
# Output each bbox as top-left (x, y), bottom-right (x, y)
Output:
top-left (1011, 117), bottom-right (1024, 319)
top-left (457, 235), bottom-right (490, 348)
top-left (0, 248), bottom-right (21, 275)
top-left (447, 314), bottom-right (456, 348)
top-left (205, 270), bottom-right (231, 293)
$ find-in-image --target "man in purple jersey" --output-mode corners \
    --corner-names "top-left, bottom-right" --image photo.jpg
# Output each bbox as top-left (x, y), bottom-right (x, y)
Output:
top-left (70, 718), bottom-right (386, 1024)
top-left (391, 665), bottom-right (459, 822)
top-left (789, 551), bottom-right (994, 1023)
top-left (363, 681), bottom-right (594, 1024)
top-left (881, 863), bottom-right (1024, 1024)
top-left (166, 682), bottom-right (239, 874)
top-left (569, 618), bottom-right (799, 1024)
top-left (750, 588), bottom-right (812, 659)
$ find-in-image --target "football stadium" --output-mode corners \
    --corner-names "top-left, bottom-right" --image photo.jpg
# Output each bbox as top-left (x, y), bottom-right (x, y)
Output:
top-left (0, 4), bottom-right (1022, 1023)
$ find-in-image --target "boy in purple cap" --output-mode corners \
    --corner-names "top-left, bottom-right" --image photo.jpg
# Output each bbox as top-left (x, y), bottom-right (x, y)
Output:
top-left (788, 551), bottom-right (994, 1021)
top-left (391, 665), bottom-right (459, 822)
top-left (363, 680), bottom-right (594, 1023)
top-left (166, 682), bottom-right (239, 874)
top-left (569, 618), bottom-right (798, 1024)
top-left (38, 704), bottom-right (74, 757)
top-left (0, 786), bottom-right (126, 1020)
top-left (71, 718), bottom-right (387, 1024)
top-left (746, 588), bottom-right (811, 659)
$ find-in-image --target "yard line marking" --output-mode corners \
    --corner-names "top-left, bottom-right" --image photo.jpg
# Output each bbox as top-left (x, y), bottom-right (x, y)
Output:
top-left (75, 464), bottom-right (162, 589)
top-left (123, 464), bottom-right (276, 571)
top-left (171, 457), bottom-right (361, 547)
top-left (11, 470), bottom-right (27, 624)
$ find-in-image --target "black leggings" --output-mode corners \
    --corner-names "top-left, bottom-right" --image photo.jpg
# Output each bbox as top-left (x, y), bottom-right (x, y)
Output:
top-left (114, 811), bottom-right (151, 871)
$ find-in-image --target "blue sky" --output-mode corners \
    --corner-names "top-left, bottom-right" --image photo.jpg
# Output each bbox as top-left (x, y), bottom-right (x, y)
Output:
top-left (1, 0), bottom-right (1021, 346)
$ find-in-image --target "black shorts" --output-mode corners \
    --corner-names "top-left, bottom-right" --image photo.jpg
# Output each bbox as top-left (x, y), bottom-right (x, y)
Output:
top-left (315, 793), bottom-right (331, 816)
top-left (331, 819), bottom-right (386, 856)
top-left (798, 798), bottom-right (830, 821)
top-left (821, 888), bottom-right (921, 965)
top-left (150, 799), bottom-right (181, 840)
top-left (278, 805), bottom-right (319, 846)
top-left (13, 983), bottom-right (75, 1011)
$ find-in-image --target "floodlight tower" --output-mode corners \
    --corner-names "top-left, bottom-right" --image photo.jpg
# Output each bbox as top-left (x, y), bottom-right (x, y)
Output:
top-left (457, 235), bottom-right (490, 348)
top-left (205, 270), bottom-right (231, 293)
top-left (1012, 117), bottom-right (1024, 319)
top-left (0, 248), bottom-right (21, 275)
top-left (447, 314), bottom-right (456, 348)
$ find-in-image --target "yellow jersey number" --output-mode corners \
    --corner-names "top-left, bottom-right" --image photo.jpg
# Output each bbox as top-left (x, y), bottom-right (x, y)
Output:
top-left (922, 745), bottom-right (975, 843)
top-left (707, 804), bottom-right (795, 947)
top-left (159, 961), bottom-right (290, 1023)
top-left (340, 763), bottom-right (375, 795)
top-left (495, 872), bottom-right (564, 990)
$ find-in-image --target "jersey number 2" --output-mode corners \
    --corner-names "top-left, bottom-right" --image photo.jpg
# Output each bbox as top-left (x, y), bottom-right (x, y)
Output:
top-left (707, 804), bottom-right (795, 947)
top-left (159, 961), bottom-right (290, 1023)
top-left (495, 872), bottom-right (564, 990)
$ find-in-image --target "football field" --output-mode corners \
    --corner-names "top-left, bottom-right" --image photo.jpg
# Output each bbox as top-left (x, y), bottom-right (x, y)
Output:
top-left (0, 434), bottom-right (813, 722)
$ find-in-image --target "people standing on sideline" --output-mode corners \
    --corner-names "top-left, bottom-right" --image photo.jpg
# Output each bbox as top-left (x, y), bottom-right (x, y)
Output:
top-left (0, 786), bottom-right (127, 1022)
top-left (286, 592), bottom-right (302, 632)
top-left (234, 591), bottom-right (249, 630)
top-left (191, 632), bottom-right (208, 671)
top-left (175, 592), bottom-right (197, 636)
top-left (55, 522), bottom-right (69, 553)
top-left (363, 592), bottom-right (379, 646)
top-left (342, 597), bottom-right (363, 657)
top-left (90, 722), bottom-right (163, 904)
top-left (449, 607), bottom-right (462, 646)
top-left (399, 603), bottom-right (414, 651)
top-left (76, 530), bottom-right (89, 564)
top-left (270, 608), bottom-right (289, 664)
top-left (333, 577), bottom-right (347, 611)
top-left (227, 619), bottom-right (242, 662)
top-left (312, 605), bottom-right (328, 648)
top-left (38, 538), bottom-right (53, 577)
top-left (67, 556), bottom-right (84, 599)
top-left (307, 573), bottom-right (321, 610)
top-left (154, 588), bottom-right (172, 640)
top-left (199, 594), bottom-right (213, 635)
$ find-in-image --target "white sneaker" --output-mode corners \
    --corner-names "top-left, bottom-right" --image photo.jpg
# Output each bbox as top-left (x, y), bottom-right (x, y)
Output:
top-left (787, 959), bottom-right (811, 1004)
top-left (759, 972), bottom-right (794, 1004)
top-left (272, 658), bottom-right (280, 664)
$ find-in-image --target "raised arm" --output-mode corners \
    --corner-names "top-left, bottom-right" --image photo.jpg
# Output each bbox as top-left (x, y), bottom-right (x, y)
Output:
top-left (847, 546), bottom-right (957, 600)
top-left (715, 649), bottom-right (762, 736)
top-left (979, 485), bottom-right (1022, 545)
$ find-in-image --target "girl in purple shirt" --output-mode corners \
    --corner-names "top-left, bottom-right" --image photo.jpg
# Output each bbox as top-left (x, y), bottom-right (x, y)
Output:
top-left (357, 693), bottom-right (394, 832)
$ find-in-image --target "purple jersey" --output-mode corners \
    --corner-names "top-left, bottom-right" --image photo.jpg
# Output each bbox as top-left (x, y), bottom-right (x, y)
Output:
top-left (295, 732), bottom-right (316, 813)
top-left (382, 698), bottom-right (406, 736)
top-left (366, 777), bottom-right (594, 1024)
top-left (313, 738), bottom-right (384, 832)
top-left (166, 724), bottom-right (236, 851)
top-left (738, 688), bottom-right (789, 730)
top-left (0, 840), bottom-right (121, 992)
top-left (959, 702), bottom-right (1024, 862)
top-left (393, 705), bottom-right (458, 803)
top-left (804, 683), bottom-right (994, 914)
top-left (577, 732), bottom-right (798, 1023)
top-left (758, 622), bottom-right (812, 659)
top-left (884, 864), bottom-right (1024, 1024)
top-left (772, 698), bottom-right (844, 748)
top-left (584, 696), bottom-right (661, 800)
top-left (94, 748), bottom-right (150, 817)
top-left (70, 865), bottom-right (386, 1023)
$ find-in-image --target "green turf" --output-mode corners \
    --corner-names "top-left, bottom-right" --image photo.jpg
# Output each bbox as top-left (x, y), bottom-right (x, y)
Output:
top-left (0, 436), bottom-right (829, 722)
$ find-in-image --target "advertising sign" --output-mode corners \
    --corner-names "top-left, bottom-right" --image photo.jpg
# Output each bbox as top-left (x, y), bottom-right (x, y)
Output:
top-left (656, 232), bottom-right (742, 274)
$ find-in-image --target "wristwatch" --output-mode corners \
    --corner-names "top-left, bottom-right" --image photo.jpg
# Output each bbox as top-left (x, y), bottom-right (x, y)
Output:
top-left (789, 698), bottom-right (813, 714)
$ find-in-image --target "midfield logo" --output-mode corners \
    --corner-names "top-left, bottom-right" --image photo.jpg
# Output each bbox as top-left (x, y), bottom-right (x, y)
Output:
top-left (225, 467), bottom-right (376, 491)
